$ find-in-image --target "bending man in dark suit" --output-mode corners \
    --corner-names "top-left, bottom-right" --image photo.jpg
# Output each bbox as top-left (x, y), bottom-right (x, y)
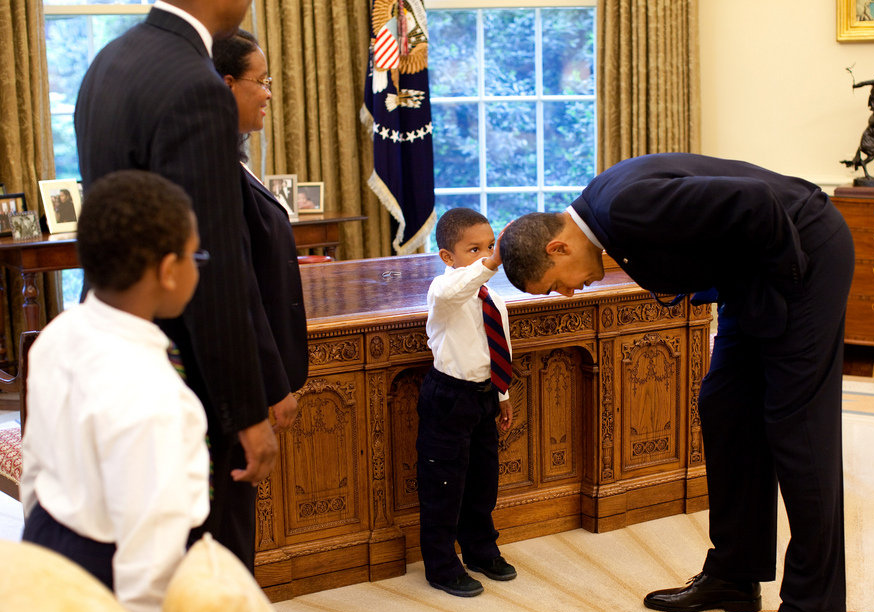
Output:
top-left (500, 153), bottom-right (852, 612)
top-left (74, 0), bottom-right (296, 570)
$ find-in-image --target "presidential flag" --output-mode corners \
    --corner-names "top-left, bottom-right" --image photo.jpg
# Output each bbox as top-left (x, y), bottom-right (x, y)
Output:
top-left (361, 0), bottom-right (435, 255)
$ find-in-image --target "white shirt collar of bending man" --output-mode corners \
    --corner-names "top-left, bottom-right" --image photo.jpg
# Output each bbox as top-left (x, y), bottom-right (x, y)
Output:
top-left (153, 1), bottom-right (214, 58)
top-left (565, 205), bottom-right (604, 250)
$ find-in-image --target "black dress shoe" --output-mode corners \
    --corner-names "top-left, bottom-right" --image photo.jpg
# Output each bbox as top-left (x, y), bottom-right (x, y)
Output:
top-left (428, 573), bottom-right (484, 597)
top-left (644, 572), bottom-right (761, 612)
top-left (466, 555), bottom-right (517, 581)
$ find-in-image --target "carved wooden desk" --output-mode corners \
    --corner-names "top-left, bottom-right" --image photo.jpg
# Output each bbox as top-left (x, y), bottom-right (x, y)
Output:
top-left (290, 212), bottom-right (367, 258)
top-left (254, 254), bottom-right (711, 601)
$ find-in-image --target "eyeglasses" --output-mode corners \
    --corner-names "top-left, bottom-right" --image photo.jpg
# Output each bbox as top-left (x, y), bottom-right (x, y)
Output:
top-left (237, 76), bottom-right (272, 93)
top-left (192, 249), bottom-right (210, 267)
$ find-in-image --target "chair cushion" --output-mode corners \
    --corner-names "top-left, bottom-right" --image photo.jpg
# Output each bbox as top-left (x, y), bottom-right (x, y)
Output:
top-left (0, 425), bottom-right (21, 485)
top-left (162, 533), bottom-right (273, 612)
top-left (0, 539), bottom-right (125, 611)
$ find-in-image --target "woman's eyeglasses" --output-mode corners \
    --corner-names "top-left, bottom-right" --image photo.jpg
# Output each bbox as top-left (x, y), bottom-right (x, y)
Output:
top-left (238, 76), bottom-right (272, 93)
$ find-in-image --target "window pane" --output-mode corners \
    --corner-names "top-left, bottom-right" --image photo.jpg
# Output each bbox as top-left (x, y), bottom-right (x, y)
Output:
top-left (429, 11), bottom-right (478, 97)
top-left (543, 100), bottom-right (596, 186)
top-left (433, 103), bottom-right (479, 188)
top-left (542, 8), bottom-right (595, 95)
top-left (544, 191), bottom-right (579, 213)
top-left (51, 114), bottom-right (79, 180)
top-left (486, 102), bottom-right (535, 186)
top-left (486, 192), bottom-right (536, 231)
top-left (483, 10), bottom-right (535, 96)
top-left (45, 14), bottom-right (144, 181)
top-left (429, 193), bottom-right (482, 248)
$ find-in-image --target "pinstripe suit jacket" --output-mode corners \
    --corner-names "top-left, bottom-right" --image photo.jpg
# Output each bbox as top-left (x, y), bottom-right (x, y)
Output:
top-left (75, 8), bottom-right (267, 434)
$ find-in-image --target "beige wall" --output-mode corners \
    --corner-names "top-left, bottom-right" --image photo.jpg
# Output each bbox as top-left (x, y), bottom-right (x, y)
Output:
top-left (699, 0), bottom-right (874, 191)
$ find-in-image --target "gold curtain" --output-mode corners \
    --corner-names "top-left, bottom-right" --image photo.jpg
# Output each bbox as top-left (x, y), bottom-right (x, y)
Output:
top-left (249, 0), bottom-right (392, 259)
top-left (0, 0), bottom-right (59, 365)
top-left (597, 0), bottom-right (701, 172)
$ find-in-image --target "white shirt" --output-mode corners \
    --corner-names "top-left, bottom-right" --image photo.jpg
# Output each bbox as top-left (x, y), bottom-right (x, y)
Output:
top-left (21, 293), bottom-right (210, 612)
top-left (153, 1), bottom-right (213, 57)
top-left (426, 259), bottom-right (512, 402)
top-left (566, 204), bottom-right (604, 250)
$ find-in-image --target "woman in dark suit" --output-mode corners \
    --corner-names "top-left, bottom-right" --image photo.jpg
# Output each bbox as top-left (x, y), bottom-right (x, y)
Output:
top-left (213, 30), bottom-right (309, 436)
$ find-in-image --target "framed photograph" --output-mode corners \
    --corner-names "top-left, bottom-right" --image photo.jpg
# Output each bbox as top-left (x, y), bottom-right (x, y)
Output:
top-left (296, 182), bottom-right (324, 214)
top-left (38, 178), bottom-right (82, 234)
top-left (837, 0), bottom-right (874, 41)
top-left (264, 174), bottom-right (298, 220)
top-left (0, 193), bottom-right (27, 237)
top-left (9, 211), bottom-right (41, 241)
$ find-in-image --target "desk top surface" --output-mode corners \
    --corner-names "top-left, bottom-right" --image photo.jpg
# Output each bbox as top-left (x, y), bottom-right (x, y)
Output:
top-left (300, 253), bottom-right (644, 329)
top-left (290, 212), bottom-right (367, 226)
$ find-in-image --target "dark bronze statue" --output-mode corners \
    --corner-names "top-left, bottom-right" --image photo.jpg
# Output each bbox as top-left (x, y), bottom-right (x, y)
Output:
top-left (841, 78), bottom-right (874, 186)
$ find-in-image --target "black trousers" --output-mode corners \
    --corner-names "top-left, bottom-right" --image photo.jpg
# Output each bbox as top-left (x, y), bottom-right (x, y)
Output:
top-left (189, 431), bottom-right (257, 572)
top-left (416, 368), bottom-right (501, 583)
top-left (23, 501), bottom-right (116, 590)
top-left (700, 221), bottom-right (853, 612)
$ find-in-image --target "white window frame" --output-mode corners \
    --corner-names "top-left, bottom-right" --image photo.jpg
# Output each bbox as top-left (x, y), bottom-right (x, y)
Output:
top-left (426, 0), bottom-right (596, 217)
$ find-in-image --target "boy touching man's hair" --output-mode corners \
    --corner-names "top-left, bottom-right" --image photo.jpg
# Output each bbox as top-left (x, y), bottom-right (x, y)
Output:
top-left (417, 207), bottom-right (516, 598)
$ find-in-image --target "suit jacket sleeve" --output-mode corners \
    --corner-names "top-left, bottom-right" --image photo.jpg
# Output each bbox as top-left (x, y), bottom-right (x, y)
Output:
top-left (151, 79), bottom-right (267, 433)
top-left (609, 176), bottom-right (808, 297)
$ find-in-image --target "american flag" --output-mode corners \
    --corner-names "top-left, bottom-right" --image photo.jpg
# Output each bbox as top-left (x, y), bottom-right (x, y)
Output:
top-left (362, 0), bottom-right (435, 255)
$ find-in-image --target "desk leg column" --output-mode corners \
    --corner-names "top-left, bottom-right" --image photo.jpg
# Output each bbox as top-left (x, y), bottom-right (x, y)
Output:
top-left (22, 272), bottom-right (41, 332)
top-left (366, 369), bottom-right (406, 580)
top-left (0, 275), bottom-right (7, 365)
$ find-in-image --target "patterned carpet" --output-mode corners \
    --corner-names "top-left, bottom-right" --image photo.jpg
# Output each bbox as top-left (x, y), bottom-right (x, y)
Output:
top-left (275, 379), bottom-right (874, 612)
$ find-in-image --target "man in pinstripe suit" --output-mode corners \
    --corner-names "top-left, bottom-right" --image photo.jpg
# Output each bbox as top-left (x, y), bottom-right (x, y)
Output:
top-left (74, 0), bottom-right (295, 571)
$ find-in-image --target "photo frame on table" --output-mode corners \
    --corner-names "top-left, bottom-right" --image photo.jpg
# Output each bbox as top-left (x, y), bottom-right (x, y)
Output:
top-left (296, 182), bottom-right (324, 214)
top-left (9, 211), bottom-right (40, 240)
top-left (38, 178), bottom-right (82, 234)
top-left (264, 174), bottom-right (298, 220)
top-left (837, 0), bottom-right (874, 41)
top-left (0, 193), bottom-right (27, 237)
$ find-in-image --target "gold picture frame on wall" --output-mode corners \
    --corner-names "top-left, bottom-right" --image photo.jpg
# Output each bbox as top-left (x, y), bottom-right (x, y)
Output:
top-left (837, 0), bottom-right (874, 41)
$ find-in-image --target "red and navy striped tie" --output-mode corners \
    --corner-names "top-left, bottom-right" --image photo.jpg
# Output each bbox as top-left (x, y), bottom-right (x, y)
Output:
top-left (478, 285), bottom-right (512, 393)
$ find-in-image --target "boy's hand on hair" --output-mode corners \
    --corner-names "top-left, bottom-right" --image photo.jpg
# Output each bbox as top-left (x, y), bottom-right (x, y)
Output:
top-left (497, 399), bottom-right (513, 432)
top-left (270, 393), bottom-right (299, 432)
top-left (232, 420), bottom-right (279, 485)
top-left (490, 220), bottom-right (514, 270)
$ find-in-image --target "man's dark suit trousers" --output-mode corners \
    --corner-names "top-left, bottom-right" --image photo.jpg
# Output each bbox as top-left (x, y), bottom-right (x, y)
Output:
top-left (699, 219), bottom-right (854, 612)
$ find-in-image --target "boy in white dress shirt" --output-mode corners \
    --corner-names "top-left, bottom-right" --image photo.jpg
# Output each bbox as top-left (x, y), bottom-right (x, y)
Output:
top-left (417, 208), bottom-right (517, 598)
top-left (21, 170), bottom-right (210, 612)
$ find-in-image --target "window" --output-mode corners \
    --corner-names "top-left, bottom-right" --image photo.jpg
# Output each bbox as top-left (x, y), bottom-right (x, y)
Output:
top-left (44, 2), bottom-right (152, 308)
top-left (426, 1), bottom-right (596, 247)
top-left (45, 2), bottom-right (152, 180)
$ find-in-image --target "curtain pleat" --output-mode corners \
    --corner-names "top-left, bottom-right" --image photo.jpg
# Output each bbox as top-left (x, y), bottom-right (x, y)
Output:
top-left (251, 0), bottom-right (391, 259)
top-left (0, 0), bottom-right (60, 367)
top-left (598, 0), bottom-right (700, 172)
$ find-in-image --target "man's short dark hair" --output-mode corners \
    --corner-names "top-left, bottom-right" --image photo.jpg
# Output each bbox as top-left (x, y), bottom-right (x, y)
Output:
top-left (77, 170), bottom-right (193, 291)
top-left (500, 212), bottom-right (565, 291)
top-left (435, 207), bottom-right (490, 251)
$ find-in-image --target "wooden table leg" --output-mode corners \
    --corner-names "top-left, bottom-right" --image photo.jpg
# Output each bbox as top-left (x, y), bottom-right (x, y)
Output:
top-left (22, 272), bottom-right (40, 332)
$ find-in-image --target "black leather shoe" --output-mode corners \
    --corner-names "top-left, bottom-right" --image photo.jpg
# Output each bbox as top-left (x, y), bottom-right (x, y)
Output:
top-left (467, 556), bottom-right (517, 581)
top-left (643, 572), bottom-right (761, 612)
top-left (428, 573), bottom-right (484, 597)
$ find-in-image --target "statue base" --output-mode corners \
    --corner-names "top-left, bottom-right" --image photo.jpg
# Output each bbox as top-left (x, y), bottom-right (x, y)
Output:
top-left (854, 176), bottom-right (874, 187)
top-left (835, 184), bottom-right (874, 198)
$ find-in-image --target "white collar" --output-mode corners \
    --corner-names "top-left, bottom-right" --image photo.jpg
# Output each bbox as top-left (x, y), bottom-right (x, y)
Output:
top-left (565, 205), bottom-right (604, 250)
top-left (153, 1), bottom-right (214, 57)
